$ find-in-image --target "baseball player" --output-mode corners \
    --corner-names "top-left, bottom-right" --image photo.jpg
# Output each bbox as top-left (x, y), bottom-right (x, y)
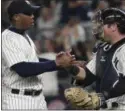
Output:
top-left (64, 8), bottom-right (125, 110)
top-left (2, 0), bottom-right (75, 109)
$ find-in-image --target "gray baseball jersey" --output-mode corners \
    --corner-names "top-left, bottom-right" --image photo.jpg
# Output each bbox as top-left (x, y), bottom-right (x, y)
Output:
top-left (2, 29), bottom-right (47, 109)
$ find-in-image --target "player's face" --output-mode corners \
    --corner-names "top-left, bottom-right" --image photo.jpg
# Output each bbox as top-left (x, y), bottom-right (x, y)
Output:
top-left (103, 24), bottom-right (112, 42)
top-left (17, 13), bottom-right (34, 29)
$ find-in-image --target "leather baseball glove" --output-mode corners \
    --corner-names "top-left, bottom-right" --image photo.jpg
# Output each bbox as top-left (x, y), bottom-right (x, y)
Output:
top-left (64, 87), bottom-right (100, 110)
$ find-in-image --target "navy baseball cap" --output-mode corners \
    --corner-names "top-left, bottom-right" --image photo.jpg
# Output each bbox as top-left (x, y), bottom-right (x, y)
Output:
top-left (7, 0), bottom-right (41, 19)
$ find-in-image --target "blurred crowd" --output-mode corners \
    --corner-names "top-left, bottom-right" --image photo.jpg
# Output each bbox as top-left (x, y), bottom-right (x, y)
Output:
top-left (2, 0), bottom-right (125, 109)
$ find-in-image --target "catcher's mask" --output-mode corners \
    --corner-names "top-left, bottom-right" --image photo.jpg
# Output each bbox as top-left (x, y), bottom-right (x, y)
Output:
top-left (92, 8), bottom-right (125, 40)
top-left (92, 10), bottom-right (104, 40)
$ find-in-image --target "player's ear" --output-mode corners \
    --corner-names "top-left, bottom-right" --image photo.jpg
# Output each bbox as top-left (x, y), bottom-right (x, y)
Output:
top-left (13, 14), bottom-right (20, 21)
top-left (107, 24), bottom-right (117, 32)
top-left (111, 23), bottom-right (117, 32)
top-left (107, 24), bottom-right (111, 28)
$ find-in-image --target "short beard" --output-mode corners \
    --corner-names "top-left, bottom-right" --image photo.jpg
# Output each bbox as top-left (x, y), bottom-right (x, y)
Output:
top-left (94, 32), bottom-right (111, 43)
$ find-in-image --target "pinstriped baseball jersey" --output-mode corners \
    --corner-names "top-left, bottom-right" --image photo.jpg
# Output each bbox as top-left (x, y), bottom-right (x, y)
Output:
top-left (86, 39), bottom-right (125, 109)
top-left (2, 29), bottom-right (47, 109)
top-left (2, 0), bottom-right (48, 109)
top-left (2, 29), bottom-right (43, 90)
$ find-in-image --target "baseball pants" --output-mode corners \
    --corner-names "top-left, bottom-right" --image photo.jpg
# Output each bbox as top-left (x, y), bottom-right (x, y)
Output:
top-left (100, 94), bottom-right (125, 110)
top-left (2, 88), bottom-right (47, 109)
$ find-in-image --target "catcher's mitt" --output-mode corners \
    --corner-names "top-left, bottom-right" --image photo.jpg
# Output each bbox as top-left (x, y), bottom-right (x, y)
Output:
top-left (64, 87), bottom-right (100, 110)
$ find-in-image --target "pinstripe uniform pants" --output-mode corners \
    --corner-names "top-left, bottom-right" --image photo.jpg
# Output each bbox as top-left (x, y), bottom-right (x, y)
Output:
top-left (100, 94), bottom-right (125, 110)
top-left (2, 88), bottom-right (47, 109)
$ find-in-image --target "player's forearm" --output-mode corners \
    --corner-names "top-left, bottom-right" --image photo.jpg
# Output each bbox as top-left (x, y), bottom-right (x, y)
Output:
top-left (74, 68), bottom-right (97, 86)
top-left (66, 65), bottom-right (86, 80)
top-left (75, 67), bottom-right (86, 80)
top-left (66, 66), bottom-right (97, 86)
top-left (11, 61), bottom-right (58, 77)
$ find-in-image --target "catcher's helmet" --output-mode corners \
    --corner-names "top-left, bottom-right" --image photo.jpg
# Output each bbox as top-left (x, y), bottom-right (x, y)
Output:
top-left (92, 8), bottom-right (125, 39)
top-left (101, 8), bottom-right (125, 26)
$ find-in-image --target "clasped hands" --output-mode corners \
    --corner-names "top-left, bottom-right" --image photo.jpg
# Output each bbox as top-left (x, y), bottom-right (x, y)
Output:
top-left (55, 50), bottom-right (76, 68)
top-left (55, 50), bottom-right (87, 68)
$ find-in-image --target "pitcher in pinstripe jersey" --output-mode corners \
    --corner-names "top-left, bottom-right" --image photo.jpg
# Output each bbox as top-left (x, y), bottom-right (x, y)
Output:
top-left (65, 8), bottom-right (125, 109)
top-left (2, 0), bottom-right (76, 109)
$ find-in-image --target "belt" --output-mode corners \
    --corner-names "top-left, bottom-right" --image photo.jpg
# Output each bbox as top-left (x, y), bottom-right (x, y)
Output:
top-left (101, 102), bottom-right (119, 109)
top-left (11, 89), bottom-right (42, 96)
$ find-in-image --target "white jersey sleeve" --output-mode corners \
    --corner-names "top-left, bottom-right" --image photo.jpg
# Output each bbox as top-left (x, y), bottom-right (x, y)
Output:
top-left (86, 54), bottom-right (96, 75)
top-left (2, 32), bottom-right (28, 67)
top-left (113, 44), bottom-right (125, 76)
top-left (119, 52), bottom-right (125, 76)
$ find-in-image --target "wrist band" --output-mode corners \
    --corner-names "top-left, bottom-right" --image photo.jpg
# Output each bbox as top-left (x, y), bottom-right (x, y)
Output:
top-left (66, 65), bottom-right (80, 76)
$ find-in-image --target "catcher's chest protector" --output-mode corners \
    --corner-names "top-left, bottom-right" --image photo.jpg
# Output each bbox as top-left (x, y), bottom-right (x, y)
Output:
top-left (95, 39), bottom-right (125, 94)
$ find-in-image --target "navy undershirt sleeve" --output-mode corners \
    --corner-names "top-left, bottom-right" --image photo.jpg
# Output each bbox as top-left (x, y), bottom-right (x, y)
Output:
top-left (11, 60), bottom-right (58, 77)
top-left (83, 67), bottom-right (97, 86)
top-left (74, 67), bottom-right (97, 86)
top-left (39, 58), bottom-right (50, 62)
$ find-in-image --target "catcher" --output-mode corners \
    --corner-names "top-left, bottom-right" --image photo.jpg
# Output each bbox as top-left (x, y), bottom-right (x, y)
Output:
top-left (64, 8), bottom-right (125, 110)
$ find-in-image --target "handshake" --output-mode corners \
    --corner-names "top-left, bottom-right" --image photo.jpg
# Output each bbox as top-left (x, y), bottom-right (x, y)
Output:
top-left (55, 50), bottom-right (87, 68)
top-left (55, 50), bottom-right (76, 68)
top-left (55, 50), bottom-right (86, 80)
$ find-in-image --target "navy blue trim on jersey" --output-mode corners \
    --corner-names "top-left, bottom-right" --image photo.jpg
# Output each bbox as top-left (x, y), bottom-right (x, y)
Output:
top-left (8, 26), bottom-right (31, 45)
top-left (39, 58), bottom-right (50, 62)
top-left (11, 61), bottom-right (58, 77)
top-left (8, 26), bottom-right (25, 35)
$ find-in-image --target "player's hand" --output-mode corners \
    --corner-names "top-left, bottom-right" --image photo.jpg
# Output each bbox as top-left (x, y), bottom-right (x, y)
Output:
top-left (72, 60), bottom-right (87, 68)
top-left (55, 50), bottom-right (76, 67)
